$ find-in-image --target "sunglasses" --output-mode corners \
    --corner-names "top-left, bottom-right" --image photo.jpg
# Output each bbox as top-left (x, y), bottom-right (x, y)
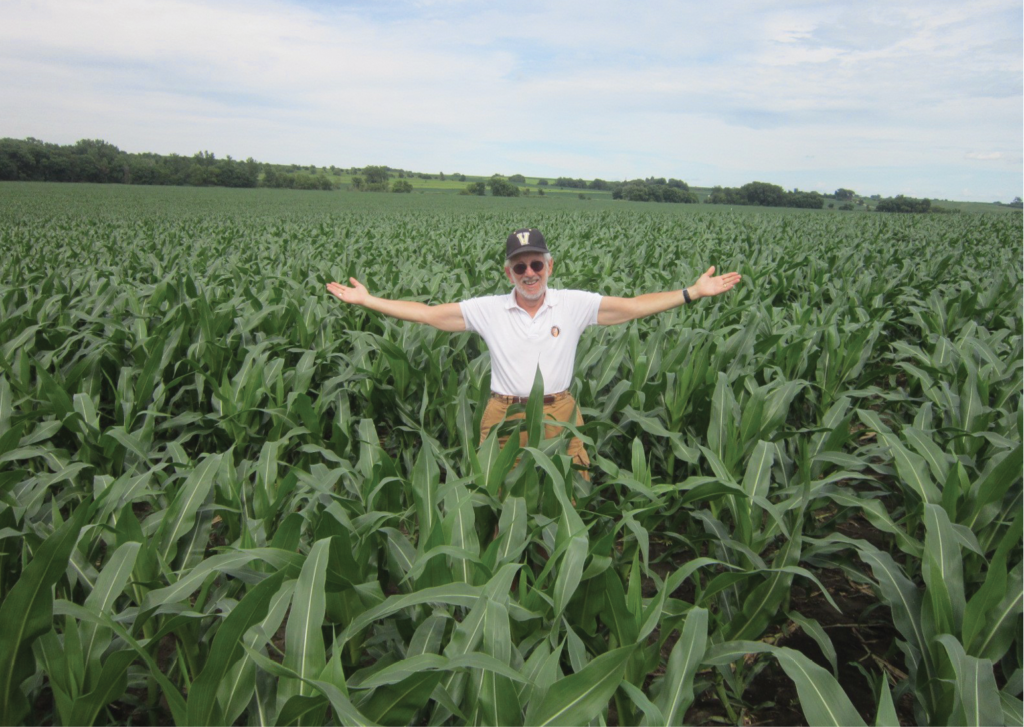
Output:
top-left (512, 260), bottom-right (546, 275)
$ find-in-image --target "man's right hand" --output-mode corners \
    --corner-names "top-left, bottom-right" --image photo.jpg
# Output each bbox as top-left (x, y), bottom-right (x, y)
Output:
top-left (326, 278), bottom-right (370, 306)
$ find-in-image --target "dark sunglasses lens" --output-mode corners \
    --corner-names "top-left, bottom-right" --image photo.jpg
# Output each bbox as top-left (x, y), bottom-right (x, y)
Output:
top-left (513, 260), bottom-right (545, 275)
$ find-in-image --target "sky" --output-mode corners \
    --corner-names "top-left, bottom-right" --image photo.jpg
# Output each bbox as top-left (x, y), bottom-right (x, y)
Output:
top-left (1, 0), bottom-right (1021, 202)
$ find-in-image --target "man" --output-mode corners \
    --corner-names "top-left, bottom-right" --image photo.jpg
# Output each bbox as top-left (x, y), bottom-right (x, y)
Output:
top-left (326, 228), bottom-right (741, 478)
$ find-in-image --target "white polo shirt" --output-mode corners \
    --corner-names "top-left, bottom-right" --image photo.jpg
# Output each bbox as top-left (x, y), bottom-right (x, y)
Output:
top-left (460, 288), bottom-right (602, 397)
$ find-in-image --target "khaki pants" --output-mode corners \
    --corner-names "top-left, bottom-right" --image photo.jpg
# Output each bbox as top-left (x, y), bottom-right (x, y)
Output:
top-left (479, 393), bottom-right (590, 480)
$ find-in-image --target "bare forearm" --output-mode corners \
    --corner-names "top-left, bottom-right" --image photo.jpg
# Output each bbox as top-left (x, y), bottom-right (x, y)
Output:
top-left (598, 288), bottom-right (692, 325)
top-left (630, 288), bottom-right (699, 317)
top-left (362, 295), bottom-right (432, 324)
top-left (360, 295), bottom-right (466, 332)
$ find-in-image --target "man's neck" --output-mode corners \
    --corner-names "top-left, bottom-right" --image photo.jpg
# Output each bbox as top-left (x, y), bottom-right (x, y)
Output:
top-left (514, 289), bottom-right (545, 317)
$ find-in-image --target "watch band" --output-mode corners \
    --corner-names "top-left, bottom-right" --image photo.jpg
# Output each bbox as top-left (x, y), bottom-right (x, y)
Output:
top-left (682, 287), bottom-right (691, 304)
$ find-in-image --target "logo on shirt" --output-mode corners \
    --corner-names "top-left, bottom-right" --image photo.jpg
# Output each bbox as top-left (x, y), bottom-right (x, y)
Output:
top-left (551, 326), bottom-right (560, 337)
top-left (516, 231), bottom-right (531, 246)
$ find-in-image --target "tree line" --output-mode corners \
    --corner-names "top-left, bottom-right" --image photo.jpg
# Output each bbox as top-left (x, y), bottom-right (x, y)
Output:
top-left (3, 137), bottom-right (973, 211)
top-left (706, 181), bottom-right (825, 209)
top-left (0, 137), bottom-right (336, 190)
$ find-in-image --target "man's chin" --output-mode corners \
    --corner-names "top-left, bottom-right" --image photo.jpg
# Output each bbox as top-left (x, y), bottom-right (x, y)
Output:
top-left (516, 283), bottom-right (547, 301)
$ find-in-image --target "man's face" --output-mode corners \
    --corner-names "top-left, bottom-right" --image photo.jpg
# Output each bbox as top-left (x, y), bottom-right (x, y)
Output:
top-left (505, 252), bottom-right (553, 302)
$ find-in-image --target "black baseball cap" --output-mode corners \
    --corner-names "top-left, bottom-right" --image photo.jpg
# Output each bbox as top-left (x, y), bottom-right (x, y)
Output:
top-left (506, 228), bottom-right (549, 259)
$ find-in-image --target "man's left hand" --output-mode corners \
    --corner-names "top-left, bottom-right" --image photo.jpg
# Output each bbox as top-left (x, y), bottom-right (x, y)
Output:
top-left (691, 266), bottom-right (742, 300)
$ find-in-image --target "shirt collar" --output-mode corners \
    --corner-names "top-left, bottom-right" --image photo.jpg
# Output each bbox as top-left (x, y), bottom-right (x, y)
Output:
top-left (505, 287), bottom-right (561, 311)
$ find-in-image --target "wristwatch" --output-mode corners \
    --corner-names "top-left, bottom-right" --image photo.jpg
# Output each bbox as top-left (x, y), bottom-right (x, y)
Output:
top-left (682, 288), bottom-right (692, 304)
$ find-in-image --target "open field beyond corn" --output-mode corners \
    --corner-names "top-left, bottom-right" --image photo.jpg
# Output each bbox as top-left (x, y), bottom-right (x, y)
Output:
top-left (0, 183), bottom-right (1021, 726)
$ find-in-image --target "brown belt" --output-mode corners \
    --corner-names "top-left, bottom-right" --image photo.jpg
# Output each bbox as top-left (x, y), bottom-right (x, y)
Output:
top-left (490, 390), bottom-right (571, 405)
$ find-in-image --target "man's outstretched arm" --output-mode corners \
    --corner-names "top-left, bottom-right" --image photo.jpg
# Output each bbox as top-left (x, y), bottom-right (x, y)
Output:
top-left (597, 266), bottom-right (741, 326)
top-left (326, 278), bottom-right (467, 332)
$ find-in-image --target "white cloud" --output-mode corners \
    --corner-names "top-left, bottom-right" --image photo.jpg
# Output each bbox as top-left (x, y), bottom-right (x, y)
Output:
top-left (966, 151), bottom-right (1005, 161)
top-left (0, 0), bottom-right (1020, 200)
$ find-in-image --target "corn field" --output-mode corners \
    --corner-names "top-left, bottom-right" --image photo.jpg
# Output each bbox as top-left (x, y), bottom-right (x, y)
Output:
top-left (0, 184), bottom-right (1021, 726)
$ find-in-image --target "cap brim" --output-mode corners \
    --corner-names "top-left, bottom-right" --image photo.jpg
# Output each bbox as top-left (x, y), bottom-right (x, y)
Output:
top-left (506, 245), bottom-right (548, 259)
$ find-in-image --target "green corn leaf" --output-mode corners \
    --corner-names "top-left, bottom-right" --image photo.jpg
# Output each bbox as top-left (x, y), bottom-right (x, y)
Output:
top-left (873, 676), bottom-right (899, 727)
top-left (495, 496), bottom-right (528, 565)
top-left (525, 368), bottom-right (545, 448)
top-left (218, 580), bottom-right (296, 726)
top-left (80, 542), bottom-right (140, 684)
top-left (475, 599), bottom-right (522, 726)
top-left (277, 694), bottom-right (328, 726)
top-left (339, 584), bottom-right (482, 648)
top-left (359, 670), bottom-right (444, 726)
top-left (707, 372), bottom-right (737, 466)
top-left (969, 561), bottom-right (1023, 662)
top-left (157, 451), bottom-right (223, 566)
top-left (407, 614), bottom-right (449, 657)
top-left (280, 538), bottom-right (330, 709)
top-left (441, 482), bottom-right (478, 583)
top-left (241, 643), bottom-right (377, 726)
top-left (742, 440), bottom-right (774, 501)
top-left (935, 634), bottom-right (1003, 727)
top-left (772, 646), bottom-right (866, 727)
top-left (654, 606), bottom-right (708, 725)
top-left (530, 645), bottom-right (635, 727)
top-left (961, 444), bottom-right (1023, 529)
top-left (186, 569), bottom-right (287, 726)
top-left (922, 504), bottom-right (965, 635)
top-left (877, 430), bottom-right (941, 505)
top-left (619, 679), bottom-right (664, 726)
top-left (478, 425), bottom-right (521, 497)
top-left (787, 610), bottom-right (838, 677)
top-left (903, 426), bottom-right (951, 484)
top-left (727, 533), bottom-right (802, 641)
top-left (0, 501), bottom-right (90, 725)
top-left (1000, 690), bottom-right (1023, 727)
top-left (67, 650), bottom-right (136, 727)
top-left (411, 443), bottom-right (440, 550)
top-left (0, 375), bottom-right (13, 435)
top-left (141, 550), bottom-right (259, 612)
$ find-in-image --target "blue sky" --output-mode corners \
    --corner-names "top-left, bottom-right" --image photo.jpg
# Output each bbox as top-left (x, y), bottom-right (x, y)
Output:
top-left (2, 0), bottom-right (1021, 201)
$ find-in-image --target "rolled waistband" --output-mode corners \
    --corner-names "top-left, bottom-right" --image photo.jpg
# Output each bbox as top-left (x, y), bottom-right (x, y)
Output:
top-left (490, 390), bottom-right (571, 405)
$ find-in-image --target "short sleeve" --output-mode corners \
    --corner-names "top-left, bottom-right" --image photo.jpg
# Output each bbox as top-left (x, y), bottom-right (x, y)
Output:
top-left (562, 290), bottom-right (602, 330)
top-left (458, 297), bottom-right (488, 334)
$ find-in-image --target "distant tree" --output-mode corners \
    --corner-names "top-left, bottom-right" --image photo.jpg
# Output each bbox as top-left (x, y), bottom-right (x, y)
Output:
top-left (350, 176), bottom-right (365, 191)
top-left (588, 179), bottom-right (610, 190)
top-left (488, 177), bottom-right (521, 197)
top-left (537, 188), bottom-right (545, 196)
top-left (456, 174), bottom-right (467, 182)
top-left (706, 186), bottom-right (745, 205)
top-left (835, 188), bottom-right (855, 200)
top-left (391, 179), bottom-right (413, 193)
top-left (462, 181), bottom-right (486, 196)
top-left (554, 177), bottom-right (587, 188)
top-left (741, 181), bottom-right (786, 207)
top-left (363, 166), bottom-right (390, 185)
top-left (839, 203), bottom-right (855, 211)
top-left (537, 179), bottom-right (548, 186)
top-left (613, 179), bottom-right (698, 204)
top-left (439, 172), bottom-right (445, 181)
top-left (876, 195), bottom-right (931, 213)
top-left (785, 190), bottom-right (824, 209)
top-left (508, 174), bottom-right (526, 183)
